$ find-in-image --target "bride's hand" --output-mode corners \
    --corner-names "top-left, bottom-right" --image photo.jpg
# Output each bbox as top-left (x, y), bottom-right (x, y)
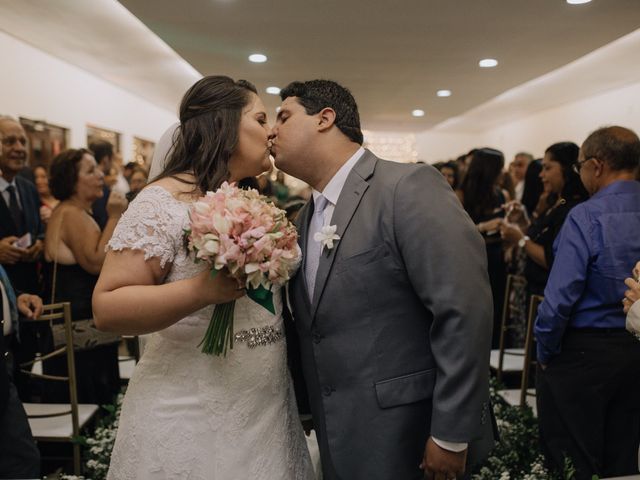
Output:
top-left (195, 269), bottom-right (246, 305)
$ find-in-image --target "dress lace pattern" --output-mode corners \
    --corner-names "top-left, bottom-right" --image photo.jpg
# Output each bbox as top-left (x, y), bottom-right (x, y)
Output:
top-left (106, 186), bottom-right (313, 480)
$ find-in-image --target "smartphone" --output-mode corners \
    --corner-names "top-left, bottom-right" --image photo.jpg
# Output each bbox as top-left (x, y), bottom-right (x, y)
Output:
top-left (13, 232), bottom-right (32, 249)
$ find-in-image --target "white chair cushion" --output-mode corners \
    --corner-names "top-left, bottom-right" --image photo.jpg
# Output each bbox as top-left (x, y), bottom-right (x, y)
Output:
top-left (118, 356), bottom-right (136, 380)
top-left (24, 403), bottom-right (99, 440)
top-left (498, 389), bottom-right (537, 417)
top-left (490, 348), bottom-right (526, 372)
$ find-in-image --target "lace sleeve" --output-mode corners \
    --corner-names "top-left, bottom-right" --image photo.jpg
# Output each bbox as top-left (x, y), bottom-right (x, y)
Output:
top-left (108, 187), bottom-right (183, 268)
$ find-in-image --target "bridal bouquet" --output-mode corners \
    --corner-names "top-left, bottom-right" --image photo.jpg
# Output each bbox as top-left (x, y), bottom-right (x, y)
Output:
top-left (185, 182), bottom-right (300, 356)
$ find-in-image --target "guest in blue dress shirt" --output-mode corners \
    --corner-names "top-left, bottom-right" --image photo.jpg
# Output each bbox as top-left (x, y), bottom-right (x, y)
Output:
top-left (534, 126), bottom-right (640, 479)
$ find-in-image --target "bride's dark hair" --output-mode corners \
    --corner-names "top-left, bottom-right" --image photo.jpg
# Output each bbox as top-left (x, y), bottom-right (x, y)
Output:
top-left (156, 75), bottom-right (258, 193)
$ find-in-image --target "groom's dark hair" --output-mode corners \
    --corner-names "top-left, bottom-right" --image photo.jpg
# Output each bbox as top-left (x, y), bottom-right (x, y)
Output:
top-left (281, 80), bottom-right (363, 145)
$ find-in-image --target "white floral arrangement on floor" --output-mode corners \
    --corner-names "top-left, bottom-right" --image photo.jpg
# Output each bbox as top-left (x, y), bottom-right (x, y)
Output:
top-left (471, 378), bottom-right (577, 480)
top-left (60, 383), bottom-right (581, 479)
top-left (58, 393), bottom-right (123, 480)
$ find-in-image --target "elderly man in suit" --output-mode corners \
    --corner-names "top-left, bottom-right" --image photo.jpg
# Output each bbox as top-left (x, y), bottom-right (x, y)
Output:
top-left (0, 264), bottom-right (41, 478)
top-left (0, 116), bottom-right (45, 401)
top-left (0, 116), bottom-right (44, 293)
top-left (271, 80), bottom-right (495, 480)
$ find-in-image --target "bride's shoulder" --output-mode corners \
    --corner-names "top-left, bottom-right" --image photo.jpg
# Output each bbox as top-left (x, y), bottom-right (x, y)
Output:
top-left (142, 176), bottom-right (199, 204)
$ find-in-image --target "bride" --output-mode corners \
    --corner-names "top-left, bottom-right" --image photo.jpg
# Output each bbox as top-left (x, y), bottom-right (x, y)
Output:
top-left (93, 76), bottom-right (314, 479)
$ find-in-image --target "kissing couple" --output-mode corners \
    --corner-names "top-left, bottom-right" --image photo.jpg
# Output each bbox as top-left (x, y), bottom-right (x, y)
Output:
top-left (93, 76), bottom-right (496, 480)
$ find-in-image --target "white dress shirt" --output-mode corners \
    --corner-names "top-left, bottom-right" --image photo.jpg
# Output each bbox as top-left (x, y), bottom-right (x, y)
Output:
top-left (1, 280), bottom-right (12, 336)
top-left (311, 147), bottom-right (365, 225)
top-left (112, 173), bottom-right (130, 195)
top-left (0, 176), bottom-right (23, 209)
top-left (515, 180), bottom-right (524, 202)
top-left (311, 147), bottom-right (467, 453)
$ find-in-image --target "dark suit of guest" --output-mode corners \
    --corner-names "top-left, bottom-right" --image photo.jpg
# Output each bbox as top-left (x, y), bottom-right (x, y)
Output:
top-left (0, 175), bottom-right (44, 293)
top-left (0, 175), bottom-right (46, 401)
top-left (0, 266), bottom-right (40, 478)
top-left (91, 184), bottom-right (110, 230)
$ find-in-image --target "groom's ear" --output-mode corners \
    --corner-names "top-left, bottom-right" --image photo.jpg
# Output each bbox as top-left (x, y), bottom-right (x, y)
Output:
top-left (316, 107), bottom-right (336, 132)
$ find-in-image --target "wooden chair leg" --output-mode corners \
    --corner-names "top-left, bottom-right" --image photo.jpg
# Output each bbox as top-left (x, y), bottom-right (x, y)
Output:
top-left (520, 295), bottom-right (543, 407)
top-left (73, 443), bottom-right (81, 475)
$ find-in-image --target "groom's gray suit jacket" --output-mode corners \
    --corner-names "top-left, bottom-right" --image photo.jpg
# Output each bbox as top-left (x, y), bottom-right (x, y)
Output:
top-left (288, 150), bottom-right (496, 480)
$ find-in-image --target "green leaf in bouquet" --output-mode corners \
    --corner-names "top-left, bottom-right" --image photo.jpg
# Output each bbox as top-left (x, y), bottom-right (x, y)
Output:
top-left (248, 285), bottom-right (275, 314)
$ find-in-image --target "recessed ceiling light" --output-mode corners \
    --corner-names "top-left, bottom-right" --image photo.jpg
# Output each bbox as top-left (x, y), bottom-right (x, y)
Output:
top-left (567, 0), bottom-right (591, 4)
top-left (248, 53), bottom-right (267, 63)
top-left (437, 89), bottom-right (452, 97)
top-left (412, 109), bottom-right (425, 117)
top-left (479, 58), bottom-right (498, 68)
top-left (266, 86), bottom-right (281, 95)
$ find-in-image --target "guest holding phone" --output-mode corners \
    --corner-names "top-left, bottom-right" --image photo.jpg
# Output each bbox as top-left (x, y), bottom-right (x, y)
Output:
top-left (0, 117), bottom-right (45, 402)
top-left (0, 117), bottom-right (44, 294)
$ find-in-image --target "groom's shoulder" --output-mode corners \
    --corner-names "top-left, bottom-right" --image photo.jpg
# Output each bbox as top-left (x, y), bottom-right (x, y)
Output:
top-left (369, 155), bottom-right (441, 187)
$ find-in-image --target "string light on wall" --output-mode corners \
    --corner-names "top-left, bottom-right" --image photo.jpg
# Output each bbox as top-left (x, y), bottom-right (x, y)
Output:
top-left (363, 130), bottom-right (418, 164)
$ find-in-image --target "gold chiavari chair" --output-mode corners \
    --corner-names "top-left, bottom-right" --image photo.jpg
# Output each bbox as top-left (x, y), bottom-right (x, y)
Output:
top-left (519, 294), bottom-right (544, 410)
top-left (118, 335), bottom-right (140, 384)
top-left (491, 274), bottom-right (528, 382)
top-left (20, 302), bottom-right (99, 475)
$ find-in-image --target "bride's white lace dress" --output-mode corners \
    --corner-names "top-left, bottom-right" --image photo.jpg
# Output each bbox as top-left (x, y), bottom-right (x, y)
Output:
top-left (106, 186), bottom-right (314, 480)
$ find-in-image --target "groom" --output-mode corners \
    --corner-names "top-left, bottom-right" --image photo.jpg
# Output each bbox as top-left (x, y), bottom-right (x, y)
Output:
top-left (271, 80), bottom-right (495, 480)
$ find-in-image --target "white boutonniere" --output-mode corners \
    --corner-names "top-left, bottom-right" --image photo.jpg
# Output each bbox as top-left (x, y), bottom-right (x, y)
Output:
top-left (314, 225), bottom-right (340, 250)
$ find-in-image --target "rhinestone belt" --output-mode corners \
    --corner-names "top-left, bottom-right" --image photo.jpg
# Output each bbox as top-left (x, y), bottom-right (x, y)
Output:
top-left (234, 325), bottom-right (283, 348)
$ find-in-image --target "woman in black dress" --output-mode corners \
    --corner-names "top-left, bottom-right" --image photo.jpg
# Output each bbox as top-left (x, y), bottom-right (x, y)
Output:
top-left (457, 148), bottom-right (510, 348)
top-left (43, 148), bottom-right (127, 404)
top-left (500, 142), bottom-right (589, 296)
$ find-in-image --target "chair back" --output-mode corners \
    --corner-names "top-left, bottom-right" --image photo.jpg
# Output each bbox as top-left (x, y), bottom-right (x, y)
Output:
top-left (20, 302), bottom-right (82, 473)
top-left (495, 274), bottom-right (527, 381)
top-left (520, 294), bottom-right (544, 407)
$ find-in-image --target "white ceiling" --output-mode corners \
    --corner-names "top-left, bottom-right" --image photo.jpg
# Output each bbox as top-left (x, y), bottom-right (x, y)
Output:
top-left (436, 28), bottom-right (640, 133)
top-left (1, 0), bottom-right (639, 132)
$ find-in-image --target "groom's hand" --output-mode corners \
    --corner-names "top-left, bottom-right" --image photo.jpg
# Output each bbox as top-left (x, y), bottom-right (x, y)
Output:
top-left (420, 437), bottom-right (467, 480)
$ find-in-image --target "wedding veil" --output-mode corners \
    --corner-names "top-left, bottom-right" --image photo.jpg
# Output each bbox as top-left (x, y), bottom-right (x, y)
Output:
top-left (149, 122), bottom-right (179, 180)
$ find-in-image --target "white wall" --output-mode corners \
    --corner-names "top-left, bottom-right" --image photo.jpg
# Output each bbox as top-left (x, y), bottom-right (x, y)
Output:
top-left (414, 80), bottom-right (640, 163)
top-left (0, 30), bottom-right (177, 161)
top-left (414, 131), bottom-right (483, 163)
top-left (481, 80), bottom-right (640, 161)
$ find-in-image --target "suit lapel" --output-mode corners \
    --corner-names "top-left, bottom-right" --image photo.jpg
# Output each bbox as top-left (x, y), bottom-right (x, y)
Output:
top-left (310, 151), bottom-right (377, 319)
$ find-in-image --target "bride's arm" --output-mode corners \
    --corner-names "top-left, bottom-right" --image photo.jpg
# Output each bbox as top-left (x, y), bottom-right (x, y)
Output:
top-left (92, 249), bottom-right (245, 335)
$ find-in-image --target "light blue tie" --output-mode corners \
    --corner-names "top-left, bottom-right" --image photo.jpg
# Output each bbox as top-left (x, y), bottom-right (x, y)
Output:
top-left (0, 265), bottom-right (18, 335)
top-left (305, 195), bottom-right (329, 301)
